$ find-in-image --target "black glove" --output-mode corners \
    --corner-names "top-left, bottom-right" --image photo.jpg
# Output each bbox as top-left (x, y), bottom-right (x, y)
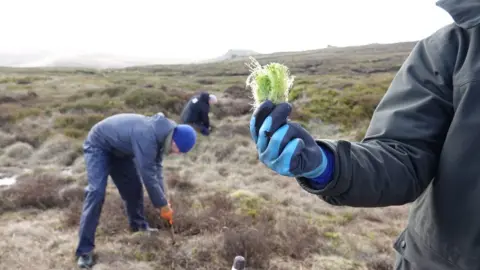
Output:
top-left (200, 126), bottom-right (210, 136)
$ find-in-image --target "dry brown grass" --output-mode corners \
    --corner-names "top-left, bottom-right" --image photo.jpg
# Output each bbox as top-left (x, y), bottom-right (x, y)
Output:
top-left (0, 160), bottom-right (408, 269)
top-left (0, 170), bottom-right (79, 213)
top-left (0, 42), bottom-right (415, 269)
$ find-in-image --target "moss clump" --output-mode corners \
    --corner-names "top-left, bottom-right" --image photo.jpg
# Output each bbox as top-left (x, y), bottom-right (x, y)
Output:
top-left (245, 57), bottom-right (295, 108)
top-left (230, 189), bottom-right (266, 218)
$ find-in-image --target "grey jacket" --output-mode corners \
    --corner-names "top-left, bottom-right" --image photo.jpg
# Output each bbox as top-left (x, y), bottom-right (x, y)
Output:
top-left (87, 112), bottom-right (175, 208)
top-left (296, 0), bottom-right (480, 269)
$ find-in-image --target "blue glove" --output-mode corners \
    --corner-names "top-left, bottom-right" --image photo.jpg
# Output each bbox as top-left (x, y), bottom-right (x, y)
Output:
top-left (249, 100), bottom-right (334, 187)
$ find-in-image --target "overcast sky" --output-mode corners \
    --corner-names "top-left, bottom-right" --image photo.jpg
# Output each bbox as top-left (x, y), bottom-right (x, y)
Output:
top-left (0, 0), bottom-right (454, 61)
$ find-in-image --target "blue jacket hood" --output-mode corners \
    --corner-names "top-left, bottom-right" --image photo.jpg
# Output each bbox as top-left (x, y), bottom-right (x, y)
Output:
top-left (149, 112), bottom-right (176, 151)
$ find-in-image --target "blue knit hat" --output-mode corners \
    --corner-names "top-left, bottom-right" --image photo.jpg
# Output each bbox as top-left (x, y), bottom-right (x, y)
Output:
top-left (172, 124), bottom-right (197, 153)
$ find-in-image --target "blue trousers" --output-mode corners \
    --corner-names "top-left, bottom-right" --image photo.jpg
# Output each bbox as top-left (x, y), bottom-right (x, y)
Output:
top-left (75, 141), bottom-right (149, 256)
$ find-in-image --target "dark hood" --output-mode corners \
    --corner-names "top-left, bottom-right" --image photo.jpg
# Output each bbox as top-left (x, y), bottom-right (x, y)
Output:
top-left (198, 92), bottom-right (210, 104)
top-left (436, 0), bottom-right (480, 29)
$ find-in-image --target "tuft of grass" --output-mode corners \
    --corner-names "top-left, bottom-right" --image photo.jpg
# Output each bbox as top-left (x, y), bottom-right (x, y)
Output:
top-left (3, 142), bottom-right (34, 159)
top-left (30, 134), bottom-right (83, 166)
top-left (53, 113), bottom-right (105, 137)
top-left (123, 88), bottom-right (191, 115)
top-left (0, 76), bottom-right (48, 85)
top-left (59, 99), bottom-right (119, 114)
top-left (0, 104), bottom-right (43, 124)
top-left (211, 98), bottom-right (252, 119)
top-left (0, 170), bottom-right (78, 213)
top-left (230, 189), bottom-right (266, 218)
top-left (0, 131), bottom-right (16, 148)
top-left (222, 225), bottom-right (272, 269)
top-left (165, 171), bottom-right (196, 192)
top-left (100, 86), bottom-right (128, 97)
top-left (245, 57), bottom-right (295, 108)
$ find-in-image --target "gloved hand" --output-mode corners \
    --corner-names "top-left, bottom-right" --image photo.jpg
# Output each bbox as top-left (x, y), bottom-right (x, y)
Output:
top-left (160, 203), bottom-right (173, 225)
top-left (200, 126), bottom-right (210, 136)
top-left (249, 100), bottom-right (332, 183)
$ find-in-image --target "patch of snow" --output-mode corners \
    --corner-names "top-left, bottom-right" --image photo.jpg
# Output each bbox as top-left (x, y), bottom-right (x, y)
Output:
top-left (0, 176), bottom-right (16, 186)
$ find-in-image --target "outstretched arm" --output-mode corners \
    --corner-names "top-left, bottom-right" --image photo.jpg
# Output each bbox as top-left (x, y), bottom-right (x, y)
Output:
top-left (296, 28), bottom-right (457, 207)
top-left (250, 27), bottom-right (458, 208)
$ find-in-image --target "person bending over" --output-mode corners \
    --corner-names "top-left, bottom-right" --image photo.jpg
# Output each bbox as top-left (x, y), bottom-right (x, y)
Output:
top-left (75, 112), bottom-right (196, 268)
top-left (180, 91), bottom-right (217, 136)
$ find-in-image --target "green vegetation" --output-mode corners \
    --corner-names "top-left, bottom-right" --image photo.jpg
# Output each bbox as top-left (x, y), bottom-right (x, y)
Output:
top-left (245, 57), bottom-right (295, 108)
top-left (290, 74), bottom-right (394, 130)
top-left (0, 41), bottom-right (417, 269)
top-left (54, 113), bottom-right (105, 138)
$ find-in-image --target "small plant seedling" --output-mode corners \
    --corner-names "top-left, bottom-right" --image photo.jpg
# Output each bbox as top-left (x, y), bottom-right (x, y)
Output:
top-left (245, 57), bottom-right (295, 109)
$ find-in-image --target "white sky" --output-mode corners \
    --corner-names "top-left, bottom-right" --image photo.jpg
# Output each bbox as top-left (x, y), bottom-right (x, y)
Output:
top-left (0, 0), bottom-right (454, 61)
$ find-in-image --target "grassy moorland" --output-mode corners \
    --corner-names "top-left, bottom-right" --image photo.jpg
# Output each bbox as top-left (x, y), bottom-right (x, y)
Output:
top-left (0, 41), bottom-right (416, 270)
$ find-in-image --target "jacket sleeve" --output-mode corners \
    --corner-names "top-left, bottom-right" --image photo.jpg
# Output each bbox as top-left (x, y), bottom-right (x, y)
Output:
top-left (156, 160), bottom-right (166, 197)
top-left (296, 28), bottom-right (457, 207)
top-left (131, 126), bottom-right (168, 208)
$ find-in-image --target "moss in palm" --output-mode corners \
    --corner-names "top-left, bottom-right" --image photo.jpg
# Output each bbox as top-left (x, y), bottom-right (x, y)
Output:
top-left (245, 57), bottom-right (295, 109)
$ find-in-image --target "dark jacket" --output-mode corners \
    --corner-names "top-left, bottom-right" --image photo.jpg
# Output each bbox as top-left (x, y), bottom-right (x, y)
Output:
top-left (295, 0), bottom-right (480, 269)
top-left (180, 92), bottom-right (210, 129)
top-left (86, 112), bottom-right (175, 208)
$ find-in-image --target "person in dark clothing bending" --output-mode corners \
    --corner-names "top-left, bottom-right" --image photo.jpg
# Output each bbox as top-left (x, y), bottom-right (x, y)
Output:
top-left (249, 0), bottom-right (480, 269)
top-left (180, 91), bottom-right (218, 136)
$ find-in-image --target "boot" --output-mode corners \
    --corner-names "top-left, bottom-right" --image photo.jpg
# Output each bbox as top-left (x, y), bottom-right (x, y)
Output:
top-left (131, 225), bottom-right (159, 235)
top-left (77, 252), bottom-right (94, 268)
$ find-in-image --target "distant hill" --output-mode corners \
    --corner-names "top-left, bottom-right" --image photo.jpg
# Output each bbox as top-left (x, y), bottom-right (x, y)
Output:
top-left (0, 42), bottom-right (418, 69)
top-left (199, 49), bottom-right (259, 63)
top-left (0, 52), bottom-right (196, 69)
top-left (131, 41), bottom-right (419, 76)
top-left (0, 49), bottom-right (259, 69)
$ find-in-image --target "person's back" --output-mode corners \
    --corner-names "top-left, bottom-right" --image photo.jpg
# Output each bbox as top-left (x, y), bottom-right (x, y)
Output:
top-left (180, 92), bottom-right (210, 123)
top-left (180, 92), bottom-right (217, 135)
top-left (87, 113), bottom-right (175, 156)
